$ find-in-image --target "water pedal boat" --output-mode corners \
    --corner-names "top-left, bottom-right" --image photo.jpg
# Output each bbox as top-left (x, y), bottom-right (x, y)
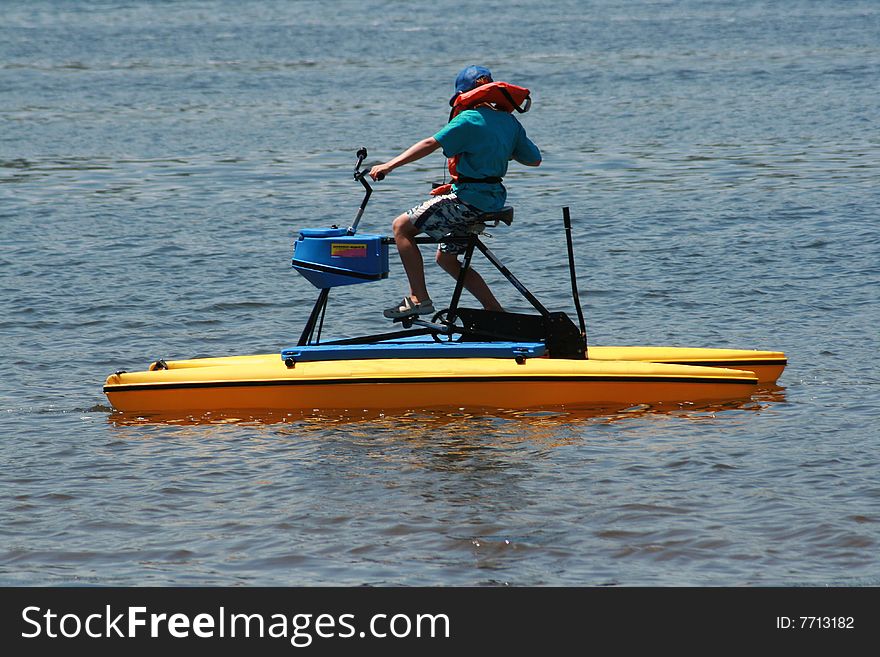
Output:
top-left (104, 149), bottom-right (785, 415)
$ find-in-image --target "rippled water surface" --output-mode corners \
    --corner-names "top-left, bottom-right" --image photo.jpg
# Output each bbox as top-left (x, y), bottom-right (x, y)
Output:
top-left (2, 0), bottom-right (879, 586)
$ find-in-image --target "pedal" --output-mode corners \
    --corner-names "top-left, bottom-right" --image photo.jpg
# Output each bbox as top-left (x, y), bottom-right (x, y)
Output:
top-left (392, 316), bottom-right (451, 334)
top-left (392, 315), bottom-right (425, 329)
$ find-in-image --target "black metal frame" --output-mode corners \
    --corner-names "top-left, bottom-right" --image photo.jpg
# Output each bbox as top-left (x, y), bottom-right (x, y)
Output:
top-left (295, 149), bottom-right (589, 359)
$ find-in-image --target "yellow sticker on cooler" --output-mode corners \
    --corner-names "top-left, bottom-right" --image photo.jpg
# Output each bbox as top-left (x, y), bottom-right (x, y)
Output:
top-left (330, 243), bottom-right (367, 258)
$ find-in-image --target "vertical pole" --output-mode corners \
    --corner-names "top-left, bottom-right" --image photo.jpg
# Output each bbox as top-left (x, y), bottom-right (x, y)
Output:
top-left (297, 288), bottom-right (331, 346)
top-left (447, 235), bottom-right (476, 318)
top-left (562, 206), bottom-right (588, 355)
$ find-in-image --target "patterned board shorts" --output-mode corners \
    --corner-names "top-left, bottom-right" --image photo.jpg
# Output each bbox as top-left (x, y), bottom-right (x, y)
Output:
top-left (407, 194), bottom-right (485, 255)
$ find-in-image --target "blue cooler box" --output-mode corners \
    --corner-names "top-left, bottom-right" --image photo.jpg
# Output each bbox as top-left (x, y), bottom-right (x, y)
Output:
top-left (292, 228), bottom-right (389, 289)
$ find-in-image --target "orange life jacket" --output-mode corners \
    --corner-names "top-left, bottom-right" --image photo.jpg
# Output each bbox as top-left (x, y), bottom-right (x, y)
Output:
top-left (431, 81), bottom-right (531, 196)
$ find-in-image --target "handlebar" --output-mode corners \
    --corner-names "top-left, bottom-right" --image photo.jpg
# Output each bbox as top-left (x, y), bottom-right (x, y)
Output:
top-left (349, 147), bottom-right (373, 235)
top-left (354, 147), bottom-right (384, 181)
top-left (355, 147), bottom-right (368, 172)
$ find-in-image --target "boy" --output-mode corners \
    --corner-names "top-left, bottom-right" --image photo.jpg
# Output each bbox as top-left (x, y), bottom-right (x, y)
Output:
top-left (370, 65), bottom-right (541, 319)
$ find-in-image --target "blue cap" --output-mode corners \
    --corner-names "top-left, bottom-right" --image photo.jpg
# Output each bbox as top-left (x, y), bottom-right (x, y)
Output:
top-left (450, 65), bottom-right (493, 104)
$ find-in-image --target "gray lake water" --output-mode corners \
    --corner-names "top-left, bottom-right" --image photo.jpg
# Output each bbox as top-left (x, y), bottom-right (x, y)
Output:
top-left (1, 0), bottom-right (879, 586)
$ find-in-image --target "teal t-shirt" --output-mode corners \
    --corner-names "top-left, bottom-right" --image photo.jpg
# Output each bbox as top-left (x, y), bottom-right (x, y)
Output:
top-left (433, 107), bottom-right (541, 212)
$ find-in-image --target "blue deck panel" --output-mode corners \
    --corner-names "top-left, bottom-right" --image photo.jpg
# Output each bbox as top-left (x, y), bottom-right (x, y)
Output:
top-left (281, 342), bottom-right (546, 362)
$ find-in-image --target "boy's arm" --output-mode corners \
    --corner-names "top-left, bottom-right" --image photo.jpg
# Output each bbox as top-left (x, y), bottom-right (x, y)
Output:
top-left (513, 133), bottom-right (542, 167)
top-left (369, 137), bottom-right (441, 180)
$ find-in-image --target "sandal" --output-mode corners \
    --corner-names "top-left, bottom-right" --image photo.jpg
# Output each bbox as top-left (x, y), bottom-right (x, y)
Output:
top-left (383, 296), bottom-right (435, 319)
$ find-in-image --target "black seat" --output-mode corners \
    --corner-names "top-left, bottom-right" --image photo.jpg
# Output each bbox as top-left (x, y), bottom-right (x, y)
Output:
top-left (477, 206), bottom-right (513, 226)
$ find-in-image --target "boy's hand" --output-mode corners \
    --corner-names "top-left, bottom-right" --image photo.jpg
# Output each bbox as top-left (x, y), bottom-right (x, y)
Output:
top-left (369, 164), bottom-right (391, 181)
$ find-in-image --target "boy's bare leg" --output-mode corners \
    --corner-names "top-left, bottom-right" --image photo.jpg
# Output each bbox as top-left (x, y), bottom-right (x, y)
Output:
top-left (436, 250), bottom-right (503, 311)
top-left (392, 213), bottom-right (431, 303)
